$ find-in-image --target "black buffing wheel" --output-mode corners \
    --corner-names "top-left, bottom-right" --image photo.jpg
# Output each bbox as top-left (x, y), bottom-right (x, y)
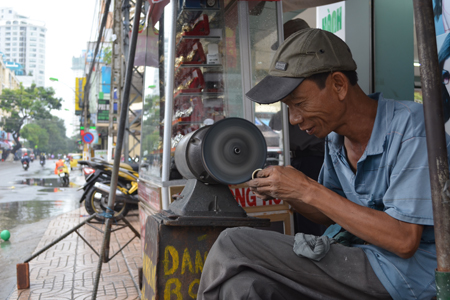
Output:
top-left (202, 118), bottom-right (267, 185)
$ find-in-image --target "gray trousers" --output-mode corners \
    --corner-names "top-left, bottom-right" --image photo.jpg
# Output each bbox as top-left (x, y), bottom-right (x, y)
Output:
top-left (197, 227), bottom-right (391, 300)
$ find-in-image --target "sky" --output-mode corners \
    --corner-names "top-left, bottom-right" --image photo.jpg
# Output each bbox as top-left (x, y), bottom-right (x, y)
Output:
top-left (0, 0), bottom-right (99, 137)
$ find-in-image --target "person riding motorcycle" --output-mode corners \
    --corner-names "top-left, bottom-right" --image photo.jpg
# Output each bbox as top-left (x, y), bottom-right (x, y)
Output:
top-left (40, 153), bottom-right (46, 162)
top-left (54, 158), bottom-right (65, 175)
top-left (21, 152), bottom-right (31, 165)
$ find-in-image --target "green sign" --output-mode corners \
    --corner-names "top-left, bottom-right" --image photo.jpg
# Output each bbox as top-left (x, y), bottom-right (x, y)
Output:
top-left (97, 99), bottom-right (110, 123)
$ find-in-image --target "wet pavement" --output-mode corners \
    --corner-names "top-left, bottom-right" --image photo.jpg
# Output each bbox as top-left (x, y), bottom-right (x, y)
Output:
top-left (0, 160), bottom-right (86, 299)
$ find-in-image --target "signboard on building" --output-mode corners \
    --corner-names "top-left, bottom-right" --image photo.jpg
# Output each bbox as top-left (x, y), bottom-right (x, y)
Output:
top-left (317, 1), bottom-right (345, 41)
top-left (75, 77), bottom-right (86, 116)
top-left (97, 91), bottom-right (110, 124)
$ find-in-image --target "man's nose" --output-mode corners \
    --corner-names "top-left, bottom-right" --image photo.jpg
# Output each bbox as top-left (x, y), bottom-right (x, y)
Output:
top-left (289, 112), bottom-right (303, 125)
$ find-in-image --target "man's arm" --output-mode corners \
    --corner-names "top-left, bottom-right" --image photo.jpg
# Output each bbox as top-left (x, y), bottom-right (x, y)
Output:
top-left (248, 165), bottom-right (423, 259)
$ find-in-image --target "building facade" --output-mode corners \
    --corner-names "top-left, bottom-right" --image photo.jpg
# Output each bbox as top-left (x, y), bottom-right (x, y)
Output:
top-left (0, 7), bottom-right (46, 87)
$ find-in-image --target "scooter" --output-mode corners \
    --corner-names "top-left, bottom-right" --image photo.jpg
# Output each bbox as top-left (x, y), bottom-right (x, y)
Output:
top-left (22, 160), bottom-right (29, 171)
top-left (56, 162), bottom-right (70, 187)
top-left (78, 159), bottom-right (139, 220)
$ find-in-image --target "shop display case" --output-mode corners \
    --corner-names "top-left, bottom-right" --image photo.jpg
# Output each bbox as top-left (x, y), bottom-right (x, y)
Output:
top-left (138, 0), bottom-right (293, 245)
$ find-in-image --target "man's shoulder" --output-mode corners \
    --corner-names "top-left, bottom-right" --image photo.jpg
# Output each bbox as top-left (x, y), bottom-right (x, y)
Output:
top-left (381, 97), bottom-right (426, 138)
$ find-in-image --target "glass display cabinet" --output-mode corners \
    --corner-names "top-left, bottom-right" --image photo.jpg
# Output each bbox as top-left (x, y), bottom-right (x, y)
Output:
top-left (138, 0), bottom-right (293, 247)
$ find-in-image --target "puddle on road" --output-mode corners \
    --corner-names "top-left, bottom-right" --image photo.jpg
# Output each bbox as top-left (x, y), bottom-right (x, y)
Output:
top-left (0, 200), bottom-right (80, 231)
top-left (17, 178), bottom-right (80, 188)
top-left (38, 188), bottom-right (66, 193)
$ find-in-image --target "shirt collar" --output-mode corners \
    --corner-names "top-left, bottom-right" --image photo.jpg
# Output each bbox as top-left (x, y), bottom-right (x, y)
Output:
top-left (327, 93), bottom-right (394, 157)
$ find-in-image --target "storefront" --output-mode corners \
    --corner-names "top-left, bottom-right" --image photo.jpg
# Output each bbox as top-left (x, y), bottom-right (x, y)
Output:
top-left (137, 0), bottom-right (424, 296)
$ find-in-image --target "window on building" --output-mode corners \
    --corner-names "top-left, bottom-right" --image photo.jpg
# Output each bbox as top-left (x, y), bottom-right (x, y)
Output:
top-left (30, 54), bottom-right (36, 57)
top-left (6, 38), bottom-right (10, 41)
top-left (30, 64), bottom-right (36, 68)
top-left (20, 47), bottom-right (25, 51)
top-left (19, 59), bottom-right (24, 62)
top-left (30, 32), bottom-right (35, 36)
top-left (20, 27), bottom-right (25, 30)
top-left (31, 48), bottom-right (36, 52)
top-left (5, 43), bottom-right (10, 46)
top-left (30, 37), bottom-right (37, 41)
top-left (32, 27), bottom-right (37, 30)
top-left (20, 32), bottom-right (24, 36)
top-left (19, 43), bottom-right (24, 47)
top-left (12, 43), bottom-right (16, 46)
top-left (5, 33), bottom-right (10, 36)
top-left (12, 48), bottom-right (16, 52)
top-left (6, 21), bottom-right (10, 24)
top-left (12, 37), bottom-right (17, 41)
top-left (5, 48), bottom-right (10, 51)
top-left (39, 70), bottom-right (44, 74)
top-left (30, 43), bottom-right (36, 47)
top-left (13, 21), bottom-right (17, 25)
top-left (6, 27), bottom-right (10, 30)
top-left (39, 54), bottom-right (44, 58)
top-left (39, 39), bottom-right (44, 43)
top-left (39, 60), bottom-right (44, 63)
top-left (12, 26), bottom-right (18, 30)
top-left (39, 34), bottom-right (45, 37)
top-left (19, 37), bottom-right (24, 41)
top-left (12, 32), bottom-right (17, 35)
top-left (29, 59), bottom-right (36, 62)
top-left (19, 53), bottom-right (24, 57)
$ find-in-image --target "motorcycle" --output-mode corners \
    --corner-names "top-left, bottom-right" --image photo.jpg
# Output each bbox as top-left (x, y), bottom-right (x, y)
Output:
top-left (22, 160), bottom-right (29, 171)
top-left (56, 161), bottom-right (70, 187)
top-left (78, 158), bottom-right (139, 221)
top-left (40, 159), bottom-right (45, 167)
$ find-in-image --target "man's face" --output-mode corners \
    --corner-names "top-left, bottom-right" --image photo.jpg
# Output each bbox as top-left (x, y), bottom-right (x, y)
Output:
top-left (281, 76), bottom-right (342, 138)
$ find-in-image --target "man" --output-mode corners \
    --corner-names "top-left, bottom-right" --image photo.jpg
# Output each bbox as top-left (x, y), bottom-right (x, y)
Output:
top-left (21, 152), bottom-right (30, 164)
top-left (198, 28), bottom-right (439, 299)
top-left (54, 158), bottom-right (65, 175)
top-left (270, 18), bottom-right (327, 236)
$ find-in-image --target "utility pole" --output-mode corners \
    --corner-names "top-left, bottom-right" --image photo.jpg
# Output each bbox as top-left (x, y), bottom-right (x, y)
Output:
top-left (108, 0), bottom-right (126, 161)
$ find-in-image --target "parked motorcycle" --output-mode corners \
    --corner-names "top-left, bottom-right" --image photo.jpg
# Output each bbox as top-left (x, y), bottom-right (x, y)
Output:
top-left (55, 161), bottom-right (70, 187)
top-left (78, 158), bottom-right (139, 220)
top-left (22, 160), bottom-right (29, 171)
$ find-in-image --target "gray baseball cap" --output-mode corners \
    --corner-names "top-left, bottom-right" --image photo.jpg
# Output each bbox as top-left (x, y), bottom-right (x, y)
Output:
top-left (246, 28), bottom-right (357, 104)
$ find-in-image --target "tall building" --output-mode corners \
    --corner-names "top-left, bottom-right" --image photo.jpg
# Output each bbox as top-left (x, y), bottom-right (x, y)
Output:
top-left (0, 7), bottom-right (46, 87)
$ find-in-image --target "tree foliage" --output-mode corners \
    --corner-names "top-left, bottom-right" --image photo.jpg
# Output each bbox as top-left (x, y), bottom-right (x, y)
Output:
top-left (20, 123), bottom-right (49, 149)
top-left (0, 83), bottom-right (62, 153)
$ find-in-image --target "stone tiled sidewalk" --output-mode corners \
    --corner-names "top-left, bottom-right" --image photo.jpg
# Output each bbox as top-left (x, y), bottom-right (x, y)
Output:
top-left (9, 208), bottom-right (142, 300)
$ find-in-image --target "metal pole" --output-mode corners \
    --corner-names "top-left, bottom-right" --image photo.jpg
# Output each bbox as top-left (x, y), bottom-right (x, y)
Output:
top-left (91, 0), bottom-right (142, 299)
top-left (413, 0), bottom-right (450, 297)
top-left (161, 0), bottom-right (177, 209)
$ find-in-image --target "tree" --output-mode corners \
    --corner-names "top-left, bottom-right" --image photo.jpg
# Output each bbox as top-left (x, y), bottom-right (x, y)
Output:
top-left (20, 123), bottom-right (49, 149)
top-left (0, 83), bottom-right (62, 154)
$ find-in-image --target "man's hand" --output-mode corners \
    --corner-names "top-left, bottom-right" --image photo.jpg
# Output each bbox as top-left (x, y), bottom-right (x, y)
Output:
top-left (247, 165), bottom-right (315, 203)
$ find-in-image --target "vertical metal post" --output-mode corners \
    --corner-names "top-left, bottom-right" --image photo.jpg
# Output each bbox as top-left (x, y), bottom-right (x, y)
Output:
top-left (275, 1), bottom-right (290, 166)
top-left (161, 1), bottom-right (177, 209)
top-left (122, 0), bottom-right (131, 162)
top-left (91, 0), bottom-right (142, 298)
top-left (413, 0), bottom-right (450, 297)
top-left (238, 1), bottom-right (254, 123)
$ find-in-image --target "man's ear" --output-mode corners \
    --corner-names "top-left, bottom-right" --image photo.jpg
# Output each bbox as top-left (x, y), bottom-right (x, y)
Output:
top-left (330, 72), bottom-right (348, 101)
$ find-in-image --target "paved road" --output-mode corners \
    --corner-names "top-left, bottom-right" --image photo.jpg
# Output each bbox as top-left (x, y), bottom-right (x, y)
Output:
top-left (0, 160), bottom-right (85, 300)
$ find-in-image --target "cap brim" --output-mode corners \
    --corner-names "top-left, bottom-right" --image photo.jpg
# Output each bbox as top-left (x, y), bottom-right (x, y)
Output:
top-left (246, 76), bottom-right (304, 104)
